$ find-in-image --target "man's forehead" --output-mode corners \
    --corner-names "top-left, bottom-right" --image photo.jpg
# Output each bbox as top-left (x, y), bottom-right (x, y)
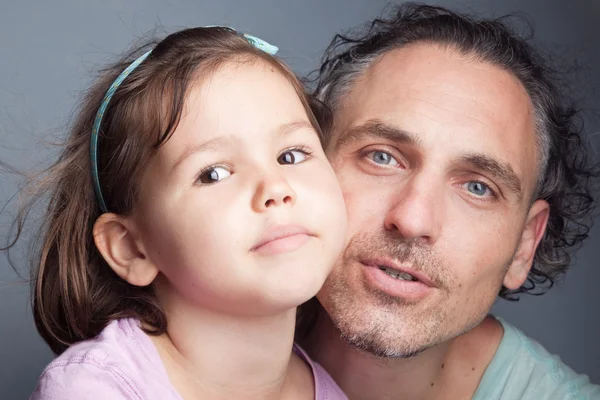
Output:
top-left (334, 44), bottom-right (534, 145)
top-left (328, 44), bottom-right (540, 198)
top-left (347, 43), bottom-right (531, 113)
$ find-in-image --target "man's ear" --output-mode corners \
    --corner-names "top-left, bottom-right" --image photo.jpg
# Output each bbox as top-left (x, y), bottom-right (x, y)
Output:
top-left (93, 213), bottom-right (158, 286)
top-left (503, 199), bottom-right (550, 290)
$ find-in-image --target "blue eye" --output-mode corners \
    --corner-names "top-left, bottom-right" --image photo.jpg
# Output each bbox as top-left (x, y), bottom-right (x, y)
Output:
top-left (198, 166), bottom-right (231, 184)
top-left (466, 181), bottom-right (491, 196)
top-left (369, 150), bottom-right (399, 166)
top-left (278, 149), bottom-right (309, 165)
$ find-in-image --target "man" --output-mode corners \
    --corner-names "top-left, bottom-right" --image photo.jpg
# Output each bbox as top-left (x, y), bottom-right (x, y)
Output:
top-left (299, 4), bottom-right (600, 399)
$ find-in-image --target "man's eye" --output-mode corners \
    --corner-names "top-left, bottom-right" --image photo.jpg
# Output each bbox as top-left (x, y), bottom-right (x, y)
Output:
top-left (198, 166), bottom-right (231, 184)
top-left (367, 150), bottom-right (399, 166)
top-left (464, 181), bottom-right (494, 197)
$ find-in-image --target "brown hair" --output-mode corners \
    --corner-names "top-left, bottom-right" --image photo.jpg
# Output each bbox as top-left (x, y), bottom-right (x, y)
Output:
top-left (6, 27), bottom-right (322, 355)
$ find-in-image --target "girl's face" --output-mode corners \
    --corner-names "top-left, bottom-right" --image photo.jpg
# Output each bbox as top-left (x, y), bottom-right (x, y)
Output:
top-left (132, 60), bottom-right (347, 316)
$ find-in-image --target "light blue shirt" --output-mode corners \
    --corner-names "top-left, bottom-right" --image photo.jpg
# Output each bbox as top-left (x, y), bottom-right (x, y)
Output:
top-left (473, 317), bottom-right (600, 400)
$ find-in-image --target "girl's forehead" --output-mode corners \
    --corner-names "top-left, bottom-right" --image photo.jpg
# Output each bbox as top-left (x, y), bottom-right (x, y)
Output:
top-left (178, 64), bottom-right (308, 131)
top-left (151, 92), bottom-right (320, 175)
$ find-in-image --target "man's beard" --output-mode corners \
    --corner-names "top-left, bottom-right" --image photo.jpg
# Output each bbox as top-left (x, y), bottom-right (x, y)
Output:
top-left (319, 230), bottom-right (501, 359)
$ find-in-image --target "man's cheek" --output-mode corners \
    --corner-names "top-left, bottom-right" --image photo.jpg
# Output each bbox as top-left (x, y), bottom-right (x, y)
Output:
top-left (342, 190), bottom-right (378, 226)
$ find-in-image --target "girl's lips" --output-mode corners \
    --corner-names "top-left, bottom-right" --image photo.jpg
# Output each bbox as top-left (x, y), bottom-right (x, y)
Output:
top-left (251, 225), bottom-right (314, 255)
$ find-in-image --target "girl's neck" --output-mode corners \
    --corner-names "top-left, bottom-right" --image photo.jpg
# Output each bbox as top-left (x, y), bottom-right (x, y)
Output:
top-left (150, 290), bottom-right (313, 400)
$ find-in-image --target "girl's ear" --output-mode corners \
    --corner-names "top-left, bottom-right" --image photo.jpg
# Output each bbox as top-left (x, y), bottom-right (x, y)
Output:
top-left (93, 213), bottom-right (158, 286)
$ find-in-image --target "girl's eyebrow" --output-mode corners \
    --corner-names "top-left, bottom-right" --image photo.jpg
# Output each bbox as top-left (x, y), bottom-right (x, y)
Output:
top-left (278, 120), bottom-right (315, 137)
top-left (170, 137), bottom-right (232, 174)
top-left (170, 121), bottom-right (314, 174)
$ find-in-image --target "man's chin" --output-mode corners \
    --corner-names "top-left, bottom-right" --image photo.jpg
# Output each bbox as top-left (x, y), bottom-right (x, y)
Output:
top-left (322, 295), bottom-right (445, 359)
top-left (343, 333), bottom-right (429, 359)
top-left (334, 319), bottom-right (438, 359)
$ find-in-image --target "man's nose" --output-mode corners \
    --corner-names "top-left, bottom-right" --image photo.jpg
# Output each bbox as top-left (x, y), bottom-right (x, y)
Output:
top-left (383, 175), bottom-right (444, 244)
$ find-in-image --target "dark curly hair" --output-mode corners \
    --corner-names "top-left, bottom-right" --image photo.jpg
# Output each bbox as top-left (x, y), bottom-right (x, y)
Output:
top-left (311, 3), bottom-right (599, 299)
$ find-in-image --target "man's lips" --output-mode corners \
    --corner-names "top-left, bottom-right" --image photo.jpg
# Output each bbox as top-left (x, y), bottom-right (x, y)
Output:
top-left (361, 258), bottom-right (437, 287)
top-left (361, 258), bottom-right (437, 301)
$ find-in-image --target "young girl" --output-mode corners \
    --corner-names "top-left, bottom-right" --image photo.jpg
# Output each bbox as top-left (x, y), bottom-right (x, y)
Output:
top-left (20, 26), bottom-right (348, 399)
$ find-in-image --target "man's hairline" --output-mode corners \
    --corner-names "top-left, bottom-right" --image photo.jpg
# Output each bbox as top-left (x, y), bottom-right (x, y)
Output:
top-left (323, 43), bottom-right (547, 203)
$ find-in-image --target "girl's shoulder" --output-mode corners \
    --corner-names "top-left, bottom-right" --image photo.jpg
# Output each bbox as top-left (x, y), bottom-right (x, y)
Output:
top-left (30, 319), bottom-right (180, 400)
top-left (293, 343), bottom-right (349, 400)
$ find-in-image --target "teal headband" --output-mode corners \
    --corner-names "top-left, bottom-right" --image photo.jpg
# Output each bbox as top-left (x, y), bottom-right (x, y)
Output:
top-left (90, 29), bottom-right (278, 213)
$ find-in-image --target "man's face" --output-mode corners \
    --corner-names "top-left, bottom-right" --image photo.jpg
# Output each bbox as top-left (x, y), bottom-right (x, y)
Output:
top-left (318, 43), bottom-right (550, 357)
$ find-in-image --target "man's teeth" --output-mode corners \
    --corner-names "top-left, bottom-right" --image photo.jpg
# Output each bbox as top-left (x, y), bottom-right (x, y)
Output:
top-left (378, 265), bottom-right (417, 281)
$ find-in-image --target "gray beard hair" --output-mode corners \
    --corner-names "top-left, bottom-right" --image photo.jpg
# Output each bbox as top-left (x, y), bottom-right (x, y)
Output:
top-left (335, 310), bottom-right (484, 359)
top-left (323, 231), bottom-right (515, 359)
top-left (341, 329), bottom-right (430, 359)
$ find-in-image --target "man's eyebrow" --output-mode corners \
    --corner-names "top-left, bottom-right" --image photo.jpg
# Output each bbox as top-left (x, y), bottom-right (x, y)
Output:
top-left (460, 153), bottom-right (523, 200)
top-left (334, 120), bottom-right (420, 150)
top-left (334, 121), bottom-right (524, 198)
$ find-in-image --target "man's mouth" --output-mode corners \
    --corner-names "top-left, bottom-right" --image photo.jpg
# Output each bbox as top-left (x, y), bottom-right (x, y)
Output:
top-left (361, 258), bottom-right (436, 287)
top-left (361, 260), bottom-right (435, 301)
top-left (378, 265), bottom-right (418, 281)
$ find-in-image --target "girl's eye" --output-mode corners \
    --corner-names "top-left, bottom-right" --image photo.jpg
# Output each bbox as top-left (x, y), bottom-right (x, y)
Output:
top-left (198, 166), bottom-right (231, 184)
top-left (367, 150), bottom-right (400, 166)
top-left (278, 149), bottom-right (309, 165)
top-left (464, 181), bottom-right (493, 197)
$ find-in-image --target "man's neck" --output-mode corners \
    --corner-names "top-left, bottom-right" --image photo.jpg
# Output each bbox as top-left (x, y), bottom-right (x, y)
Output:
top-left (302, 312), bottom-right (503, 400)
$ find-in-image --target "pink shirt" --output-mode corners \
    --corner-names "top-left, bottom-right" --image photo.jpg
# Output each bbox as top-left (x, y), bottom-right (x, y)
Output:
top-left (30, 318), bottom-right (347, 400)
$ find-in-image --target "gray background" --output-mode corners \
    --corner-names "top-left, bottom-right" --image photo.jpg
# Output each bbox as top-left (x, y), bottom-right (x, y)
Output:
top-left (0, 0), bottom-right (598, 399)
